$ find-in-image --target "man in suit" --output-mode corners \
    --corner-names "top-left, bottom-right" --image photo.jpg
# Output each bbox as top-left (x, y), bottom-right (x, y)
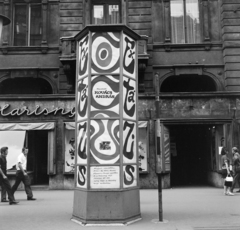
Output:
top-left (0, 147), bottom-right (19, 205)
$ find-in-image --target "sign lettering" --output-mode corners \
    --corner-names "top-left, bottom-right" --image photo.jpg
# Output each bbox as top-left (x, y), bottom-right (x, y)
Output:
top-left (0, 104), bottom-right (75, 118)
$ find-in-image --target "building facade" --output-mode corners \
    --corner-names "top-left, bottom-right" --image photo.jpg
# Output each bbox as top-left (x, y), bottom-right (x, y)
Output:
top-left (0, 0), bottom-right (240, 189)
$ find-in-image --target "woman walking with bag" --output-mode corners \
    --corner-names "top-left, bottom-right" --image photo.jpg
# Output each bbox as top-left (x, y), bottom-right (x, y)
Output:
top-left (230, 147), bottom-right (240, 193)
top-left (221, 147), bottom-right (234, 196)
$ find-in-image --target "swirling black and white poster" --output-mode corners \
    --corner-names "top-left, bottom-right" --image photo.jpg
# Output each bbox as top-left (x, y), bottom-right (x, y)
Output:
top-left (77, 77), bottom-right (88, 121)
top-left (91, 75), bottom-right (119, 116)
top-left (123, 165), bottom-right (137, 188)
top-left (123, 77), bottom-right (136, 119)
top-left (90, 119), bottom-right (120, 165)
top-left (123, 34), bottom-right (136, 78)
top-left (77, 121), bottom-right (88, 164)
top-left (78, 35), bottom-right (89, 79)
top-left (123, 120), bottom-right (136, 163)
top-left (77, 165), bottom-right (87, 188)
top-left (91, 32), bottom-right (120, 74)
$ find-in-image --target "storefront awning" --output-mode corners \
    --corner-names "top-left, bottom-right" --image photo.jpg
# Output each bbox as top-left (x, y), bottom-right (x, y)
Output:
top-left (65, 122), bottom-right (75, 130)
top-left (0, 122), bottom-right (55, 130)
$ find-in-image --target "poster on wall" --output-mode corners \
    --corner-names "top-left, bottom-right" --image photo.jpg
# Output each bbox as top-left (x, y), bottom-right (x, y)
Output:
top-left (91, 32), bottom-right (120, 75)
top-left (123, 77), bottom-right (136, 120)
top-left (123, 165), bottom-right (137, 188)
top-left (91, 75), bottom-right (119, 116)
top-left (90, 119), bottom-right (120, 165)
top-left (0, 131), bottom-right (26, 170)
top-left (90, 166), bottom-right (120, 189)
top-left (64, 129), bottom-right (75, 173)
top-left (138, 121), bottom-right (149, 173)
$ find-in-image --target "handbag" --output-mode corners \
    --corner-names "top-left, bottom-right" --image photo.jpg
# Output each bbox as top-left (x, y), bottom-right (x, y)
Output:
top-left (224, 174), bottom-right (233, 187)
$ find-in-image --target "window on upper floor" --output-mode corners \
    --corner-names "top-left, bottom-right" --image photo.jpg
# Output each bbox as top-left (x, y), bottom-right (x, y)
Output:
top-left (170, 0), bottom-right (201, 44)
top-left (13, 0), bottom-right (42, 46)
top-left (10, 0), bottom-right (59, 47)
top-left (91, 0), bottom-right (121, 24)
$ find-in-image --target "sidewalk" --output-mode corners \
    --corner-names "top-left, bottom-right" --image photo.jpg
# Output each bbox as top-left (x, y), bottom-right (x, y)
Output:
top-left (1, 187), bottom-right (240, 230)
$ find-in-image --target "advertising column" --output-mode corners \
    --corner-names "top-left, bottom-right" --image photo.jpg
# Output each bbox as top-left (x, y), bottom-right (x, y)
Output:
top-left (72, 25), bottom-right (141, 225)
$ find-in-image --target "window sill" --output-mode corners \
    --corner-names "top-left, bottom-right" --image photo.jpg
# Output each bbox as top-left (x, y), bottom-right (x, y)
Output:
top-left (0, 45), bottom-right (59, 55)
top-left (153, 42), bottom-right (222, 52)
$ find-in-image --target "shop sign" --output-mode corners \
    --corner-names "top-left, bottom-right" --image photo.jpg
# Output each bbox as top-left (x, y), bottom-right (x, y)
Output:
top-left (0, 104), bottom-right (75, 117)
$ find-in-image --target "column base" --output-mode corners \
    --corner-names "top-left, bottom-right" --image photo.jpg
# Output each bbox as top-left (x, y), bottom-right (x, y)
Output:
top-left (72, 188), bottom-right (141, 225)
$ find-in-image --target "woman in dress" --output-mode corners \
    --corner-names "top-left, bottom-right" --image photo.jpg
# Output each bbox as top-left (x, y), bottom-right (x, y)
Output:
top-left (221, 147), bottom-right (234, 196)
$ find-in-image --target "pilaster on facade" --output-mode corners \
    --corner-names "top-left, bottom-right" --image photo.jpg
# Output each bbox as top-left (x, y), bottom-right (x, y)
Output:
top-left (221, 0), bottom-right (240, 91)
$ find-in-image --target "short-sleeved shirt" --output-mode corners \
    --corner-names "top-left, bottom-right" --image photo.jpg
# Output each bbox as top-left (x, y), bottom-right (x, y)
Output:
top-left (221, 155), bottom-right (230, 168)
top-left (0, 155), bottom-right (7, 174)
top-left (16, 153), bottom-right (27, 170)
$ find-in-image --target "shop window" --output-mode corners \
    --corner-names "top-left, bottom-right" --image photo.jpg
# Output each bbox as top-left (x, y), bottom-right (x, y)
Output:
top-left (0, 131), bottom-right (26, 170)
top-left (64, 122), bottom-right (75, 174)
top-left (91, 0), bottom-right (121, 24)
top-left (170, 0), bottom-right (201, 43)
top-left (0, 123), bottom-right (56, 179)
top-left (13, 1), bottom-right (42, 46)
top-left (138, 121), bottom-right (149, 174)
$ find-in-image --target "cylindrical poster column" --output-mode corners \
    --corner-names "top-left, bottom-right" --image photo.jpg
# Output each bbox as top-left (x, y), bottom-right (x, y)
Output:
top-left (72, 25), bottom-right (141, 225)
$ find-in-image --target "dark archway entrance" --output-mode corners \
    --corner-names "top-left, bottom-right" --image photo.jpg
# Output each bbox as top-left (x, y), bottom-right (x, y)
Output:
top-left (0, 78), bottom-right (53, 94)
top-left (161, 75), bottom-right (217, 92)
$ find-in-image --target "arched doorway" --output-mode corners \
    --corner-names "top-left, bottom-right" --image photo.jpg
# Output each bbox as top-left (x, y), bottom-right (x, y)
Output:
top-left (160, 74), bottom-right (219, 187)
top-left (160, 74), bottom-right (217, 92)
top-left (0, 77), bottom-right (53, 94)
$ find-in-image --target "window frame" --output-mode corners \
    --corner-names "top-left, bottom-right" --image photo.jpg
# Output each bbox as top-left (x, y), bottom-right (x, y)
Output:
top-left (170, 0), bottom-right (201, 44)
top-left (83, 0), bottom-right (127, 27)
top-left (12, 0), bottom-right (43, 47)
top-left (91, 0), bottom-right (122, 25)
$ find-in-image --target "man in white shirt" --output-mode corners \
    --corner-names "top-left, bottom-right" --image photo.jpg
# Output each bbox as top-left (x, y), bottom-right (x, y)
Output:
top-left (12, 147), bottom-right (36, 201)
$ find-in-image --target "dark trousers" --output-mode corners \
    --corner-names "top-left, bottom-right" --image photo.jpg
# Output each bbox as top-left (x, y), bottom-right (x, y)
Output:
top-left (0, 177), bottom-right (15, 202)
top-left (231, 172), bottom-right (240, 192)
top-left (12, 171), bottom-right (33, 198)
top-left (1, 184), bottom-right (6, 200)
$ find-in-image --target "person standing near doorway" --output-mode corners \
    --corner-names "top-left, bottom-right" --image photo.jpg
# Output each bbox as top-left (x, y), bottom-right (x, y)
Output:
top-left (230, 147), bottom-right (240, 193)
top-left (12, 147), bottom-right (36, 201)
top-left (0, 147), bottom-right (19, 205)
top-left (221, 147), bottom-right (234, 196)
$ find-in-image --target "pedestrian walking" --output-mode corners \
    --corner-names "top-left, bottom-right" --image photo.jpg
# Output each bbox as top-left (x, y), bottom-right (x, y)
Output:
top-left (12, 147), bottom-right (36, 201)
top-left (0, 147), bottom-right (19, 205)
top-left (221, 147), bottom-right (234, 196)
top-left (230, 147), bottom-right (240, 193)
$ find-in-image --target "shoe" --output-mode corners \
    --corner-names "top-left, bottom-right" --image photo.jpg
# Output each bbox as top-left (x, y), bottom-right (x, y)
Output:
top-left (236, 190), bottom-right (240, 193)
top-left (1, 199), bottom-right (8, 202)
top-left (227, 192), bottom-right (235, 196)
top-left (9, 201), bottom-right (19, 205)
top-left (27, 197), bottom-right (36, 201)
